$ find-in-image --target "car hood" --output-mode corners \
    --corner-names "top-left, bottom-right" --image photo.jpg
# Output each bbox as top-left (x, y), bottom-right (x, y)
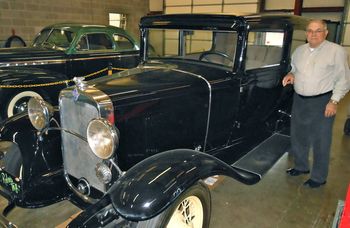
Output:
top-left (0, 47), bottom-right (65, 63)
top-left (89, 61), bottom-right (216, 104)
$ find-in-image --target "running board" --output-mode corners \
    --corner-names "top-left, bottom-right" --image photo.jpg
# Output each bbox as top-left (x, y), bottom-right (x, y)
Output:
top-left (232, 133), bottom-right (290, 178)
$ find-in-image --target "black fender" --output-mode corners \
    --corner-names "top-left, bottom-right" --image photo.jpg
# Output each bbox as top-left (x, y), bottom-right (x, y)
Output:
top-left (0, 110), bottom-right (69, 207)
top-left (0, 67), bottom-right (69, 105)
top-left (108, 149), bottom-right (260, 221)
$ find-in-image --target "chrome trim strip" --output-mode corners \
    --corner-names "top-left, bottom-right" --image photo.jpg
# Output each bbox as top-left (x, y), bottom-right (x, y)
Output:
top-left (71, 53), bottom-right (139, 62)
top-left (171, 68), bottom-right (212, 153)
top-left (261, 63), bottom-right (280, 68)
top-left (43, 127), bottom-right (87, 142)
top-left (0, 59), bottom-right (66, 67)
top-left (0, 53), bottom-right (138, 67)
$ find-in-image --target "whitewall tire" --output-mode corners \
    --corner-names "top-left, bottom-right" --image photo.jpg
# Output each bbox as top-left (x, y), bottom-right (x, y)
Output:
top-left (7, 91), bottom-right (42, 117)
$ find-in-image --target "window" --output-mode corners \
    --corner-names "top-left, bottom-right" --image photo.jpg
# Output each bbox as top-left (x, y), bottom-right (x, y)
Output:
top-left (76, 35), bottom-right (88, 50)
top-left (32, 28), bottom-right (51, 46)
top-left (147, 28), bottom-right (237, 68)
top-left (246, 31), bottom-right (284, 70)
top-left (185, 30), bottom-right (212, 54)
top-left (113, 34), bottom-right (136, 51)
top-left (76, 33), bottom-right (113, 51)
top-left (109, 13), bottom-right (127, 29)
top-left (33, 28), bottom-right (75, 50)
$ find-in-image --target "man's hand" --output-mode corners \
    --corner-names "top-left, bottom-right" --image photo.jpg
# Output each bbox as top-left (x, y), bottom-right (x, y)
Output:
top-left (282, 73), bottom-right (295, 87)
top-left (325, 102), bottom-right (337, 117)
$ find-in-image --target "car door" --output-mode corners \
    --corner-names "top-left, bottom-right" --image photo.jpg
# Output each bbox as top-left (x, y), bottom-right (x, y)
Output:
top-left (68, 32), bottom-right (139, 79)
top-left (112, 33), bottom-right (140, 69)
top-left (237, 29), bottom-right (289, 136)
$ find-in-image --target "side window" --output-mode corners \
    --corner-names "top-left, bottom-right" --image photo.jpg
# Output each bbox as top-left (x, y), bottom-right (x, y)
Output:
top-left (46, 29), bottom-right (74, 49)
top-left (87, 33), bottom-right (113, 50)
top-left (33, 28), bottom-right (51, 46)
top-left (246, 31), bottom-right (284, 70)
top-left (76, 35), bottom-right (88, 51)
top-left (113, 34), bottom-right (135, 51)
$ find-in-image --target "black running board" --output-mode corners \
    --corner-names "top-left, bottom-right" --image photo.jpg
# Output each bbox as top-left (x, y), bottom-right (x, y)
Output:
top-left (232, 133), bottom-right (290, 178)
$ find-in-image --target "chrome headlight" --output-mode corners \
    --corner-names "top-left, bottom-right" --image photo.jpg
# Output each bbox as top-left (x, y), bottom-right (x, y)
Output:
top-left (28, 97), bottom-right (54, 131)
top-left (87, 118), bottom-right (119, 159)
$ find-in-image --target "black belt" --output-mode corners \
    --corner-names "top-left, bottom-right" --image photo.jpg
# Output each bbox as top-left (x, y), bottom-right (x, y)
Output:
top-left (297, 91), bottom-right (332, 99)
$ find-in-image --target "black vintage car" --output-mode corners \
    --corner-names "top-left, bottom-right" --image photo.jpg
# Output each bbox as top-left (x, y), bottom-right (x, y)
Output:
top-left (0, 23), bottom-right (139, 121)
top-left (0, 14), bottom-right (309, 227)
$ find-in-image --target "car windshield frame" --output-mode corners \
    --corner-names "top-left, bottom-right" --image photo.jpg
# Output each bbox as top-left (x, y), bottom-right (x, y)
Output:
top-left (145, 28), bottom-right (238, 69)
top-left (32, 28), bottom-right (76, 51)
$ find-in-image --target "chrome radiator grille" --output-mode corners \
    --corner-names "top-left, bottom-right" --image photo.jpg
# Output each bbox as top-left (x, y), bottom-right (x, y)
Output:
top-left (60, 90), bottom-right (106, 193)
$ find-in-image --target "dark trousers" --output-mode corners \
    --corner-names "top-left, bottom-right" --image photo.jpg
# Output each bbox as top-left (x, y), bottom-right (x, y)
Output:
top-left (291, 92), bottom-right (335, 183)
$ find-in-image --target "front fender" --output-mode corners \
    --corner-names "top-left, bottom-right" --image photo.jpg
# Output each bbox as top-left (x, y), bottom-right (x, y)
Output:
top-left (109, 149), bottom-right (260, 221)
top-left (0, 67), bottom-right (68, 107)
top-left (0, 110), bottom-right (68, 207)
top-left (0, 110), bottom-right (63, 176)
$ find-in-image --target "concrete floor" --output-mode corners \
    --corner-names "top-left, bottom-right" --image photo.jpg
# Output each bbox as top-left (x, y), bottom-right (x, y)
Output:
top-left (1, 93), bottom-right (349, 228)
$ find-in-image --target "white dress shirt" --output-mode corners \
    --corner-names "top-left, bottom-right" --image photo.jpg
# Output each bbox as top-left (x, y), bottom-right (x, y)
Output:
top-left (290, 40), bottom-right (350, 102)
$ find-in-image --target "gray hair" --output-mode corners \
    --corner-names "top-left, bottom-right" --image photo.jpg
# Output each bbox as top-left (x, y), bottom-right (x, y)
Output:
top-left (307, 19), bottom-right (328, 30)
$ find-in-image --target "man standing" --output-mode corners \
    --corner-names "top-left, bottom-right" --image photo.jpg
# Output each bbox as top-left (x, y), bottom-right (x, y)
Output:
top-left (282, 19), bottom-right (350, 188)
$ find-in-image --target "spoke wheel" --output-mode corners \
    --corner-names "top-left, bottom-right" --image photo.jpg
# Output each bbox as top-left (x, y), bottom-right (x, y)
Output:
top-left (167, 196), bottom-right (203, 228)
top-left (137, 181), bottom-right (211, 228)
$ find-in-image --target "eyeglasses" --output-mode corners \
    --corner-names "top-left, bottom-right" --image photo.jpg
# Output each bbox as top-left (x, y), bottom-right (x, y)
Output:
top-left (306, 29), bottom-right (325, 34)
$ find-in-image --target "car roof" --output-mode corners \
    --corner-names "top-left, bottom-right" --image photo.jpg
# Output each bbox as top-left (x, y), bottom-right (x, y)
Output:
top-left (244, 14), bottom-right (310, 30)
top-left (140, 13), bottom-right (310, 31)
top-left (40, 23), bottom-right (128, 34)
top-left (140, 14), bottom-right (247, 30)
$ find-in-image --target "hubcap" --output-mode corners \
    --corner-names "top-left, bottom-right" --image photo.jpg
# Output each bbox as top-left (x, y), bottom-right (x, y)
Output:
top-left (13, 97), bottom-right (30, 115)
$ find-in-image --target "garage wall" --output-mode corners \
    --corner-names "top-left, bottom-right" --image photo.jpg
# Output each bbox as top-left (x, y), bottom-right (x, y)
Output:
top-left (264, 0), bottom-right (349, 64)
top-left (164, 0), bottom-right (259, 15)
top-left (265, 0), bottom-right (345, 21)
top-left (0, 0), bottom-right (149, 46)
top-left (160, 0), bottom-right (349, 64)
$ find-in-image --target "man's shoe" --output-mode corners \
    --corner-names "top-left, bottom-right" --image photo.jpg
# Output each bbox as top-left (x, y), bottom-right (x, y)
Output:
top-left (286, 168), bottom-right (310, 176)
top-left (303, 179), bottom-right (326, 188)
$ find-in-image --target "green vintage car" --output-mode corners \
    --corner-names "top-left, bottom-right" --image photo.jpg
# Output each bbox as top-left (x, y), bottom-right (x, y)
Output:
top-left (0, 23), bottom-right (139, 121)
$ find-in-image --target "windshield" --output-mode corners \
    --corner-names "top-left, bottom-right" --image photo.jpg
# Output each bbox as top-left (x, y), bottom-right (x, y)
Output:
top-left (33, 28), bottom-right (76, 50)
top-left (147, 29), bottom-right (237, 68)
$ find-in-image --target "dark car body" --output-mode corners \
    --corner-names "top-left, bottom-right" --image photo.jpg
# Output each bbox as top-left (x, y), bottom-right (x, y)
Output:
top-left (0, 23), bottom-right (139, 121)
top-left (0, 14), bottom-right (309, 227)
